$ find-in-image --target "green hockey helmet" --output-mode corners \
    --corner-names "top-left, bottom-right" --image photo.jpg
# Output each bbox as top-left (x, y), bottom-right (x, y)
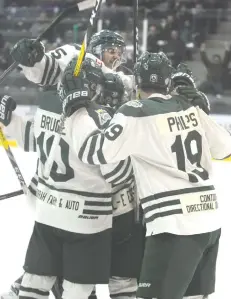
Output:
top-left (88, 30), bottom-right (126, 68)
top-left (98, 73), bottom-right (125, 110)
top-left (134, 51), bottom-right (173, 91)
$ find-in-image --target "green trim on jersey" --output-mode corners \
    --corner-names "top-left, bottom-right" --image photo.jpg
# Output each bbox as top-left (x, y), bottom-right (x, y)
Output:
top-left (117, 95), bottom-right (193, 118)
top-left (38, 89), bottom-right (62, 115)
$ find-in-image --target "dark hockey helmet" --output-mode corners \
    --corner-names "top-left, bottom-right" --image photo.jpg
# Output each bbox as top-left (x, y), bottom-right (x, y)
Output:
top-left (81, 57), bottom-right (104, 94)
top-left (88, 30), bottom-right (126, 67)
top-left (171, 62), bottom-right (196, 90)
top-left (134, 51), bottom-right (173, 91)
top-left (97, 73), bottom-right (125, 110)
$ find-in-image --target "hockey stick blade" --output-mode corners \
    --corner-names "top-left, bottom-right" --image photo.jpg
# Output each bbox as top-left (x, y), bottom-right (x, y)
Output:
top-left (0, 0), bottom-right (88, 85)
top-left (0, 128), bottom-right (28, 195)
top-left (0, 189), bottom-right (24, 201)
top-left (42, 0), bottom-right (102, 180)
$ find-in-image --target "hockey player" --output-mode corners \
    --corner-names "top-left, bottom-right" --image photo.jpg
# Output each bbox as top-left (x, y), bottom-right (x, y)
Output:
top-left (0, 74), bottom-right (116, 299)
top-left (9, 30), bottom-right (132, 95)
top-left (59, 51), bottom-right (231, 299)
top-left (0, 59), bottom-right (139, 299)
top-left (1, 30), bottom-right (135, 299)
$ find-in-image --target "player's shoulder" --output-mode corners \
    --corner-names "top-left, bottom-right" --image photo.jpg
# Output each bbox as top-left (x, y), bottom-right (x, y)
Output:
top-left (71, 104), bottom-right (111, 132)
top-left (116, 100), bottom-right (145, 118)
top-left (86, 103), bottom-right (112, 130)
top-left (147, 93), bottom-right (194, 114)
top-left (116, 95), bottom-right (176, 118)
top-left (117, 93), bottom-right (194, 118)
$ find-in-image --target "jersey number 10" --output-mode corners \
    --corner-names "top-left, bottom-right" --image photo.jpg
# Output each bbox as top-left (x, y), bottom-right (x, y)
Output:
top-left (171, 130), bottom-right (209, 183)
top-left (37, 132), bottom-right (74, 182)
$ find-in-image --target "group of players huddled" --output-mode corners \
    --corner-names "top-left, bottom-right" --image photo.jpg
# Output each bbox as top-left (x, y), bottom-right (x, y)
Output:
top-left (0, 29), bottom-right (231, 299)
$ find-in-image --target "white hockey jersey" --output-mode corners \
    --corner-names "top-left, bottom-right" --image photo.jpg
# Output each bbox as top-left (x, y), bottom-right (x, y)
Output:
top-left (19, 43), bottom-right (133, 95)
top-left (4, 92), bottom-right (135, 233)
top-left (79, 94), bottom-right (231, 236)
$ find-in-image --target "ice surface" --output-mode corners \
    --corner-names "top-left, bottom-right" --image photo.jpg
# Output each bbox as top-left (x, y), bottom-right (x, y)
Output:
top-left (0, 148), bottom-right (230, 299)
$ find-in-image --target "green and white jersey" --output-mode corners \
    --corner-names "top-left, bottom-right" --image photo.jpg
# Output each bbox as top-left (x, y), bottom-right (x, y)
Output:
top-left (79, 93), bottom-right (231, 236)
top-left (4, 91), bottom-right (135, 233)
top-left (19, 44), bottom-right (133, 96)
top-left (33, 99), bottom-right (114, 234)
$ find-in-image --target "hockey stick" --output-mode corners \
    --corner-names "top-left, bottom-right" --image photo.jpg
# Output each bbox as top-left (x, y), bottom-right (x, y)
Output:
top-left (133, 0), bottom-right (139, 65)
top-left (0, 189), bottom-right (24, 201)
top-left (0, 129), bottom-right (28, 195)
top-left (42, 0), bottom-right (103, 179)
top-left (0, 0), bottom-right (89, 84)
top-left (133, 0), bottom-right (139, 100)
top-left (133, 0), bottom-right (141, 223)
top-left (73, 0), bottom-right (103, 76)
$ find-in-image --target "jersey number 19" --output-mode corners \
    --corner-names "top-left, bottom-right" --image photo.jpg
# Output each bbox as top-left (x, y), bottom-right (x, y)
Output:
top-left (171, 130), bottom-right (209, 183)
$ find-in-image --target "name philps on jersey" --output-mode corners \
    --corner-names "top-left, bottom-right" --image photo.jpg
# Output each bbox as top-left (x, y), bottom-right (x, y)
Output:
top-left (167, 112), bottom-right (198, 132)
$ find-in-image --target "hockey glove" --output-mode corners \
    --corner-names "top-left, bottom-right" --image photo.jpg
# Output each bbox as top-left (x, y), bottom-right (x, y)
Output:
top-left (171, 63), bottom-right (196, 89)
top-left (177, 86), bottom-right (210, 114)
top-left (82, 57), bottom-right (104, 92)
top-left (0, 95), bottom-right (17, 126)
top-left (59, 59), bottom-right (90, 117)
top-left (10, 38), bottom-right (45, 67)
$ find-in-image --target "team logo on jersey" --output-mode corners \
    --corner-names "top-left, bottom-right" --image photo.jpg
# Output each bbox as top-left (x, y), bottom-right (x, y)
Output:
top-left (150, 74), bottom-right (158, 83)
top-left (96, 109), bottom-right (111, 126)
top-left (125, 100), bottom-right (143, 108)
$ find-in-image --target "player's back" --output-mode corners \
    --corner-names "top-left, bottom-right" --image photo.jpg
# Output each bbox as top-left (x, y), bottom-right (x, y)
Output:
top-left (33, 89), bottom-right (112, 234)
top-left (123, 94), bottom-right (231, 236)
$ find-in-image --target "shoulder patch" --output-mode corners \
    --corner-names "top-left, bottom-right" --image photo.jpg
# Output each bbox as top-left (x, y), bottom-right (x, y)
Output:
top-left (96, 109), bottom-right (111, 126)
top-left (86, 104), bottom-right (112, 129)
top-left (125, 100), bottom-right (143, 108)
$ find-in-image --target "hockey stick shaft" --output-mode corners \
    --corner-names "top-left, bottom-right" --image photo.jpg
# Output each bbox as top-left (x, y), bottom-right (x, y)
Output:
top-left (43, 0), bottom-right (103, 179)
top-left (0, 0), bottom-right (87, 84)
top-left (133, 0), bottom-right (140, 101)
top-left (0, 189), bottom-right (24, 201)
top-left (133, 0), bottom-right (139, 99)
top-left (133, 0), bottom-right (140, 223)
top-left (73, 0), bottom-right (103, 76)
top-left (0, 129), bottom-right (28, 195)
top-left (133, 0), bottom-right (139, 64)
